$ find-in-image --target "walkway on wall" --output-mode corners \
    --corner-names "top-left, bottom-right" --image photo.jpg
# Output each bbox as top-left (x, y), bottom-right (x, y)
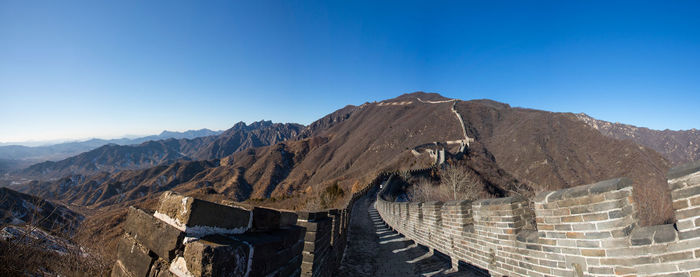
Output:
top-left (335, 188), bottom-right (481, 277)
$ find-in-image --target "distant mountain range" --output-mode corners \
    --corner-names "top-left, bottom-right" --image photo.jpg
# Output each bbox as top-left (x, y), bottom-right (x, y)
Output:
top-left (575, 113), bottom-right (700, 165)
top-left (12, 121), bottom-right (302, 180)
top-left (0, 129), bottom-right (222, 174)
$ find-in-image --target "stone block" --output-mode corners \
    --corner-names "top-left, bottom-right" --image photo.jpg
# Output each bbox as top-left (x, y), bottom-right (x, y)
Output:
top-left (234, 229), bottom-right (302, 275)
top-left (297, 217), bottom-right (332, 232)
top-left (279, 225), bottom-right (305, 248)
top-left (653, 224), bottom-right (678, 243)
top-left (252, 207), bottom-right (281, 231)
top-left (673, 186), bottom-right (700, 202)
top-left (148, 258), bottom-right (174, 277)
top-left (183, 235), bottom-right (251, 277)
top-left (124, 207), bottom-right (184, 261)
top-left (668, 160), bottom-right (700, 180)
top-left (296, 211), bottom-right (328, 221)
top-left (115, 235), bottom-right (155, 277)
top-left (280, 211), bottom-right (299, 227)
top-left (630, 226), bottom-right (655, 246)
top-left (155, 191), bottom-right (251, 234)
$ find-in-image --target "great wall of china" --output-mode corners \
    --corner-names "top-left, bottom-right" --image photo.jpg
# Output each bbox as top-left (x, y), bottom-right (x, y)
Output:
top-left (110, 172), bottom-right (391, 277)
top-left (111, 159), bottom-right (700, 277)
top-left (110, 97), bottom-right (700, 276)
top-left (376, 160), bottom-right (700, 276)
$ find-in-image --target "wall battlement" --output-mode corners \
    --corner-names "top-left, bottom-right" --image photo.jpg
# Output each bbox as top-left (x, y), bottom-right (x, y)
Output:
top-left (111, 175), bottom-right (378, 277)
top-left (376, 161), bottom-right (700, 276)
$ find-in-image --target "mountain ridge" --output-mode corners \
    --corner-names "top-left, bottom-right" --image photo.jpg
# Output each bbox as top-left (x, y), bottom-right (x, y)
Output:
top-left (575, 113), bottom-right (700, 165)
top-left (0, 128), bottom-right (223, 174)
top-left (12, 121), bottom-right (303, 180)
top-left (14, 92), bottom-right (676, 227)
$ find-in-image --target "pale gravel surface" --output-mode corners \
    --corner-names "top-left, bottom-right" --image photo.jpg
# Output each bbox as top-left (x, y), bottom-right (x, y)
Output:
top-left (335, 188), bottom-right (485, 277)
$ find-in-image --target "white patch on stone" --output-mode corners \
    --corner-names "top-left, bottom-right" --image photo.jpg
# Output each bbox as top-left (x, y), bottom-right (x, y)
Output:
top-left (181, 197), bottom-right (190, 215)
top-left (154, 211), bottom-right (187, 231)
top-left (153, 211), bottom-right (252, 237)
top-left (246, 210), bottom-right (253, 229)
top-left (240, 240), bottom-right (254, 277)
top-left (169, 256), bottom-right (195, 277)
top-left (184, 225), bottom-right (249, 237)
top-left (182, 236), bottom-right (199, 244)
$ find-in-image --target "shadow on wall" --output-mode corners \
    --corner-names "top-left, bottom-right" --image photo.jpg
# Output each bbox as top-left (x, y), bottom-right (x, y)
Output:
top-left (109, 172), bottom-right (388, 277)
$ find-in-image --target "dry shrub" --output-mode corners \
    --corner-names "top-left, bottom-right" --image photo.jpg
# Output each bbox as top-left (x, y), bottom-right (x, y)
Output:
top-left (303, 182), bottom-right (346, 211)
top-left (0, 235), bottom-right (110, 277)
top-left (410, 165), bottom-right (485, 202)
top-left (351, 181), bottom-right (363, 194)
top-left (634, 183), bottom-right (674, 226)
top-left (0, 192), bottom-right (110, 276)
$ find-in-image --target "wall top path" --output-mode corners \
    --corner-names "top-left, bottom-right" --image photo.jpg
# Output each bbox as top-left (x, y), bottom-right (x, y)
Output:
top-left (376, 161), bottom-right (700, 277)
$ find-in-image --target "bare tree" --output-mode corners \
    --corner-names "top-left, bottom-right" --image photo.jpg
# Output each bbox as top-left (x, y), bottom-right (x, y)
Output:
top-left (439, 164), bottom-right (482, 201)
top-left (409, 165), bottom-right (483, 202)
top-left (409, 178), bottom-right (436, 202)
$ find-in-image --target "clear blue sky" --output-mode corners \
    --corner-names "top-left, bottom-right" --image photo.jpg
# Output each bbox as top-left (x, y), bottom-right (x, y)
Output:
top-left (1, 1), bottom-right (699, 143)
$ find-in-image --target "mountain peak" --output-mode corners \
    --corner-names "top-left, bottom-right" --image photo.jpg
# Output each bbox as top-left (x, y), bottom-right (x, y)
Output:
top-left (231, 120), bottom-right (275, 131)
top-left (391, 91), bottom-right (450, 102)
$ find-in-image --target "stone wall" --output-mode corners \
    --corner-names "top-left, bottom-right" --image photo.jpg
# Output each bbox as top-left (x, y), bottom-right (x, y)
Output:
top-left (111, 177), bottom-right (376, 277)
top-left (376, 161), bottom-right (700, 276)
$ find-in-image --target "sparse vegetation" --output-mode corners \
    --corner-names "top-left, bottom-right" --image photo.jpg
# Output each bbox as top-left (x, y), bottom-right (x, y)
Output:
top-left (320, 182), bottom-right (345, 209)
top-left (409, 164), bottom-right (484, 202)
top-left (0, 191), bottom-right (110, 276)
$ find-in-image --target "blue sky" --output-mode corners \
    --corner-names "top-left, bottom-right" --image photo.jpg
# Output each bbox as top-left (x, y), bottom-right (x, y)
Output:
top-left (1, 1), bottom-right (699, 143)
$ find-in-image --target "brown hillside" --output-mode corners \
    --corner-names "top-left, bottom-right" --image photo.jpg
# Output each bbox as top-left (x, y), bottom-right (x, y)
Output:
top-left (576, 113), bottom-right (700, 165)
top-left (456, 101), bottom-right (672, 224)
top-left (17, 92), bottom-right (674, 227)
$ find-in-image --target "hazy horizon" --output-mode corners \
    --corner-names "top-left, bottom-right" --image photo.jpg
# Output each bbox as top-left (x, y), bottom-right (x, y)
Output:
top-left (2, 1), bottom-right (699, 143)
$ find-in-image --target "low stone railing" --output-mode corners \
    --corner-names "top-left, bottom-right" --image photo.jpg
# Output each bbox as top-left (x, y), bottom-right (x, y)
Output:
top-left (375, 161), bottom-right (700, 276)
top-left (111, 175), bottom-right (378, 277)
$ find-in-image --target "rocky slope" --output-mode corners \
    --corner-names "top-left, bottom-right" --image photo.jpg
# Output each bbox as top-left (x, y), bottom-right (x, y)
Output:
top-left (576, 113), bottom-right (700, 165)
top-left (15, 92), bottom-right (675, 227)
top-left (0, 187), bottom-right (83, 234)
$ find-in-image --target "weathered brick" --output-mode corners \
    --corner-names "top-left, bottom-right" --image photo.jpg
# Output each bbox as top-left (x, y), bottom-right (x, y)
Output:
top-left (691, 196), bottom-right (700, 206)
top-left (183, 235), bottom-right (250, 277)
top-left (674, 199), bottom-right (691, 210)
top-left (124, 207), bottom-right (184, 261)
top-left (673, 186), bottom-right (700, 201)
top-left (156, 191), bottom-right (251, 232)
top-left (654, 224), bottom-right (678, 243)
top-left (614, 266), bottom-right (636, 275)
top-left (660, 251), bottom-right (693, 262)
top-left (676, 207), bottom-right (700, 220)
top-left (561, 215), bottom-right (583, 223)
top-left (582, 212), bottom-right (608, 221)
top-left (251, 207), bottom-right (281, 231)
top-left (115, 235), bottom-right (154, 277)
top-left (668, 160), bottom-right (700, 180)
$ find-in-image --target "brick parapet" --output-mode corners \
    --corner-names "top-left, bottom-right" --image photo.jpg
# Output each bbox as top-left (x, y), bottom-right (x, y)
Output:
top-left (376, 162), bottom-right (700, 276)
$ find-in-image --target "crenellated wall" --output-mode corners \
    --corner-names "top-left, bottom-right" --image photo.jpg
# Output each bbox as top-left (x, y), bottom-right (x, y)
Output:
top-left (111, 175), bottom-right (378, 277)
top-left (376, 161), bottom-right (700, 276)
